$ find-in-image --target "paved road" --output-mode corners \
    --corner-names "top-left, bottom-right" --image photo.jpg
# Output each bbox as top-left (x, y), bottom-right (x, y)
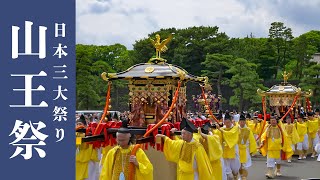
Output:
top-left (248, 155), bottom-right (320, 180)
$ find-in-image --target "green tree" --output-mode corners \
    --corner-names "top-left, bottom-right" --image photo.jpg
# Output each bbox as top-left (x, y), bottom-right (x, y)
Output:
top-left (227, 36), bottom-right (264, 63)
top-left (76, 45), bottom-right (101, 109)
top-left (269, 22), bottom-right (294, 78)
top-left (132, 26), bottom-right (229, 76)
top-left (255, 39), bottom-right (277, 80)
top-left (76, 44), bottom-right (133, 110)
top-left (226, 58), bottom-right (264, 112)
top-left (201, 53), bottom-right (233, 96)
top-left (301, 30), bottom-right (320, 52)
top-left (300, 63), bottom-right (320, 107)
top-left (292, 35), bottom-right (317, 78)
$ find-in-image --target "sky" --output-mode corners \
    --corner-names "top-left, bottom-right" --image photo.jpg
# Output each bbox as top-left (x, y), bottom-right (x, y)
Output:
top-left (76, 0), bottom-right (320, 49)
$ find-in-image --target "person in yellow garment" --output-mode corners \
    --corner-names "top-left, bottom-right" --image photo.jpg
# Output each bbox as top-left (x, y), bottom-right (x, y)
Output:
top-left (247, 114), bottom-right (260, 139)
top-left (307, 111), bottom-right (320, 158)
top-left (76, 115), bottom-right (100, 180)
top-left (315, 129), bottom-right (320, 162)
top-left (283, 115), bottom-right (299, 163)
top-left (315, 109), bottom-right (320, 159)
top-left (260, 115), bottom-right (293, 179)
top-left (156, 118), bottom-right (213, 180)
top-left (237, 114), bottom-right (257, 180)
top-left (295, 113), bottom-right (309, 160)
top-left (315, 109), bottom-right (320, 128)
top-left (100, 121), bottom-right (153, 180)
top-left (216, 113), bottom-right (240, 180)
top-left (197, 122), bottom-right (225, 180)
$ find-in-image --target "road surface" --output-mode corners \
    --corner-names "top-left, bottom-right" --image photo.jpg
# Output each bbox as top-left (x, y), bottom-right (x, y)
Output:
top-left (248, 155), bottom-right (320, 180)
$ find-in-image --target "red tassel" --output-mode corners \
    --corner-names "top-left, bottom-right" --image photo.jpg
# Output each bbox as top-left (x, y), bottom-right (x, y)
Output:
top-left (147, 124), bottom-right (155, 149)
top-left (306, 98), bottom-right (311, 112)
top-left (281, 150), bottom-right (287, 160)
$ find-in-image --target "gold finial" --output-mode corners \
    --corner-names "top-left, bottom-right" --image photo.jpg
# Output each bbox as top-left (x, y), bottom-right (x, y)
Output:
top-left (101, 72), bottom-right (109, 81)
top-left (150, 33), bottom-right (173, 59)
top-left (176, 68), bottom-right (186, 81)
top-left (282, 70), bottom-right (291, 84)
top-left (203, 76), bottom-right (212, 90)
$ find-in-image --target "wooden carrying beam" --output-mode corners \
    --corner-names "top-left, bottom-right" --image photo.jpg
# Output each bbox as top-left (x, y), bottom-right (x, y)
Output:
top-left (76, 127), bottom-right (182, 143)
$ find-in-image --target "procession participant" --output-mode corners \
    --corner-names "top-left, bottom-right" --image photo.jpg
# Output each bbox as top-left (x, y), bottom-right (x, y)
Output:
top-left (237, 114), bottom-right (257, 180)
top-left (232, 111), bottom-right (240, 124)
top-left (217, 113), bottom-right (240, 180)
top-left (247, 114), bottom-right (261, 142)
top-left (111, 112), bottom-right (120, 122)
top-left (245, 113), bottom-right (251, 126)
top-left (316, 108), bottom-right (320, 158)
top-left (156, 118), bottom-right (213, 180)
top-left (307, 111), bottom-right (320, 158)
top-left (260, 115), bottom-right (293, 179)
top-left (76, 115), bottom-right (100, 180)
top-left (315, 109), bottom-right (320, 127)
top-left (296, 113), bottom-right (309, 160)
top-left (283, 116), bottom-right (299, 163)
top-left (216, 113), bottom-right (224, 129)
top-left (198, 123), bottom-right (225, 180)
top-left (316, 108), bottom-right (320, 117)
top-left (316, 129), bottom-right (320, 162)
top-left (100, 121), bottom-right (153, 180)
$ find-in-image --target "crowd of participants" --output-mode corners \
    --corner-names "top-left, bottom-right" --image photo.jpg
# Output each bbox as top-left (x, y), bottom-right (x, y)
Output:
top-left (75, 108), bottom-right (320, 180)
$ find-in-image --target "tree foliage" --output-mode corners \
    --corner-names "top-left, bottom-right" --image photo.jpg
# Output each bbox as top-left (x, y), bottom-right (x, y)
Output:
top-left (76, 24), bottom-right (320, 111)
top-left (226, 58), bottom-right (265, 112)
top-left (76, 44), bottom-right (133, 110)
top-left (268, 22), bottom-right (294, 78)
top-left (201, 53), bottom-right (233, 96)
top-left (300, 63), bottom-right (320, 107)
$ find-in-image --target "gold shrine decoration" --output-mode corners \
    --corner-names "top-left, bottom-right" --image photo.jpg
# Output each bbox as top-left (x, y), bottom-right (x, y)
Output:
top-left (101, 72), bottom-right (118, 81)
top-left (200, 85), bottom-right (220, 123)
top-left (150, 33), bottom-right (173, 59)
top-left (129, 81), bottom-right (182, 180)
top-left (303, 89), bottom-right (313, 97)
top-left (282, 70), bottom-right (292, 84)
top-left (145, 66), bottom-right (155, 73)
top-left (176, 68), bottom-right (186, 81)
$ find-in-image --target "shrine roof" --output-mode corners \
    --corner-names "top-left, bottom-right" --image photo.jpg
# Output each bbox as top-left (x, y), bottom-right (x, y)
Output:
top-left (101, 62), bottom-right (207, 83)
top-left (257, 83), bottom-right (312, 97)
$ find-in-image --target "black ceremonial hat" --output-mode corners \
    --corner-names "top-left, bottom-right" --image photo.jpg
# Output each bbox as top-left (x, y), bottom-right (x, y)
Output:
top-left (113, 112), bottom-right (119, 120)
top-left (307, 111), bottom-right (314, 116)
top-left (270, 113), bottom-right (276, 119)
top-left (217, 113), bottom-right (223, 120)
top-left (239, 114), bottom-right (246, 121)
top-left (76, 114), bottom-right (87, 125)
top-left (224, 113), bottom-right (231, 120)
top-left (201, 122), bottom-right (211, 134)
top-left (180, 118), bottom-right (197, 133)
top-left (298, 113), bottom-right (306, 119)
top-left (117, 120), bottom-right (130, 134)
top-left (246, 113), bottom-right (251, 119)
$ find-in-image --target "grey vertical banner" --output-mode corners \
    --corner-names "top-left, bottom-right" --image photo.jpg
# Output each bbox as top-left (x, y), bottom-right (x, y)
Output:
top-left (0, 0), bottom-right (75, 179)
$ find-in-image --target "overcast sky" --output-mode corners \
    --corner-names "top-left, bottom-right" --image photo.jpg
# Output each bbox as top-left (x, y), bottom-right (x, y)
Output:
top-left (76, 0), bottom-right (320, 49)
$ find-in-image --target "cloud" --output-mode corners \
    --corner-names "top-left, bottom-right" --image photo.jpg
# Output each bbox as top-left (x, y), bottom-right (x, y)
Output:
top-left (76, 0), bottom-right (320, 49)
